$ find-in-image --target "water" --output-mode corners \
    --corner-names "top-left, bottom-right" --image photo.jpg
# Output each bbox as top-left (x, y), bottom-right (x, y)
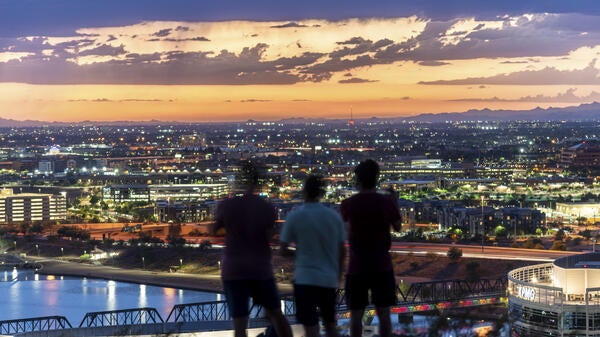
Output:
top-left (0, 269), bottom-right (219, 324)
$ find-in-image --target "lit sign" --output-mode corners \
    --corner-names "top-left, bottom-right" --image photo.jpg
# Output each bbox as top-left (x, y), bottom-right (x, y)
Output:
top-left (517, 286), bottom-right (536, 301)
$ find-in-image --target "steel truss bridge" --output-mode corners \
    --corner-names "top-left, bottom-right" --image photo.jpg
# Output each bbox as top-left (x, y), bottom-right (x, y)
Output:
top-left (2, 277), bottom-right (507, 337)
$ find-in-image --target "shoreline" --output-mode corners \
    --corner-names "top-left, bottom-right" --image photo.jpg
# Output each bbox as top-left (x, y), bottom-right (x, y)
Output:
top-left (34, 258), bottom-right (294, 295)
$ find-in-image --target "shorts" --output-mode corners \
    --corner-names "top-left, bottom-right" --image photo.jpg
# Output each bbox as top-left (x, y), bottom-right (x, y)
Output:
top-left (293, 284), bottom-right (337, 326)
top-left (345, 271), bottom-right (397, 310)
top-left (223, 278), bottom-right (281, 318)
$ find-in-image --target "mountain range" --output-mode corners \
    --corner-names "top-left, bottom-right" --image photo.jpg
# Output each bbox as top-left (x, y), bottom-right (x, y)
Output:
top-left (1, 102), bottom-right (600, 127)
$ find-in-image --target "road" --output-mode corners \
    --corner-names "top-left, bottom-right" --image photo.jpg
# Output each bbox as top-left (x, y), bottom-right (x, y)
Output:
top-left (390, 242), bottom-right (580, 262)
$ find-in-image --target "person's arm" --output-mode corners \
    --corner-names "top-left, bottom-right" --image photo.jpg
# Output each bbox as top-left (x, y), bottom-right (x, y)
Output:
top-left (386, 187), bottom-right (402, 232)
top-left (279, 212), bottom-right (295, 257)
top-left (391, 219), bottom-right (402, 232)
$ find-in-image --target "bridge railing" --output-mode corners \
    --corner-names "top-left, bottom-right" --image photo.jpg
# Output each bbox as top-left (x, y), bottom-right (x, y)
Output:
top-left (9, 277), bottom-right (507, 336)
top-left (79, 307), bottom-right (164, 328)
top-left (0, 316), bottom-right (71, 335)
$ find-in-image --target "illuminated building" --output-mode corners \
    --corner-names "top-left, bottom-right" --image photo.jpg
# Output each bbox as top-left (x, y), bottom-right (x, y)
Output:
top-left (102, 183), bottom-right (229, 203)
top-left (509, 253), bottom-right (600, 336)
top-left (0, 188), bottom-right (66, 224)
top-left (560, 141), bottom-right (600, 174)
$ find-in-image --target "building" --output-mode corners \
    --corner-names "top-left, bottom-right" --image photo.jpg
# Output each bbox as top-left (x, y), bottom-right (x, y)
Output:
top-left (155, 199), bottom-right (216, 223)
top-left (560, 141), bottom-right (600, 174)
top-left (509, 253), bottom-right (600, 336)
top-left (556, 202), bottom-right (600, 223)
top-left (438, 206), bottom-right (545, 236)
top-left (102, 183), bottom-right (229, 203)
top-left (0, 188), bottom-right (66, 224)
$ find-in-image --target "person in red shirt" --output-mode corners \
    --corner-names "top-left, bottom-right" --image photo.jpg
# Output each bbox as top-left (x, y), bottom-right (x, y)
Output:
top-left (340, 159), bottom-right (401, 337)
top-left (213, 161), bottom-right (292, 337)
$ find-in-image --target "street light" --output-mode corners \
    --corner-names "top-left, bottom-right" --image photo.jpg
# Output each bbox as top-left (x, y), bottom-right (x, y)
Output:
top-left (179, 258), bottom-right (183, 268)
top-left (481, 196), bottom-right (485, 253)
top-left (61, 247), bottom-right (64, 257)
top-left (36, 244), bottom-right (39, 256)
top-left (142, 257), bottom-right (145, 269)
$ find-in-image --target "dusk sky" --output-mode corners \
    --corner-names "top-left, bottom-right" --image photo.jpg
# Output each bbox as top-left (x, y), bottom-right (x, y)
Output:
top-left (2, 0), bottom-right (600, 122)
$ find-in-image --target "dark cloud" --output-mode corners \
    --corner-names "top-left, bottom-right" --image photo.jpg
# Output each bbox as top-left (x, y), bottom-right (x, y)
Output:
top-left (418, 60), bottom-right (450, 66)
top-left (107, 35), bottom-right (117, 42)
top-left (175, 26), bottom-right (190, 32)
top-left (338, 77), bottom-right (377, 84)
top-left (330, 38), bottom-right (394, 58)
top-left (291, 99), bottom-right (311, 101)
top-left (152, 28), bottom-right (172, 37)
top-left (270, 22), bottom-right (308, 28)
top-left (163, 36), bottom-right (210, 42)
top-left (78, 44), bottom-right (127, 57)
top-left (0, 43), bottom-right (304, 85)
top-left (420, 61), bottom-right (600, 85)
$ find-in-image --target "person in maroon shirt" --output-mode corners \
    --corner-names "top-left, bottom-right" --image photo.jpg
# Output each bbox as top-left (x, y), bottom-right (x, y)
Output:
top-left (341, 159), bottom-right (401, 337)
top-left (213, 161), bottom-right (292, 337)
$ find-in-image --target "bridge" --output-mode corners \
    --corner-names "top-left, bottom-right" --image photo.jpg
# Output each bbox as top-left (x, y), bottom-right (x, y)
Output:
top-left (1, 277), bottom-right (507, 336)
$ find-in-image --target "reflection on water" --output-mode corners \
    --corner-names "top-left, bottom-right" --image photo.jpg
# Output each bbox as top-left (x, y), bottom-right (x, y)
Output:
top-left (0, 270), bottom-right (218, 323)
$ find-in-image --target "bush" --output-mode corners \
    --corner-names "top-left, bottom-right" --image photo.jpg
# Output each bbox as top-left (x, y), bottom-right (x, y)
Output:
top-left (551, 240), bottom-right (566, 251)
top-left (447, 246), bottom-right (463, 262)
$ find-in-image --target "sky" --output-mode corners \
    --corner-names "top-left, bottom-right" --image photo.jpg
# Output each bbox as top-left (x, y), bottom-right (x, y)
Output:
top-left (2, 0), bottom-right (600, 122)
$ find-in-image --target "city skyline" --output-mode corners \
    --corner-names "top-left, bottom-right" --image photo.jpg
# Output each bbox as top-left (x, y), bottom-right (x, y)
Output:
top-left (2, 1), bottom-right (600, 122)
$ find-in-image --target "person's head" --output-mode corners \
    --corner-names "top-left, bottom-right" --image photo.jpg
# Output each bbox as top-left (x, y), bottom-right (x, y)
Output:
top-left (354, 159), bottom-right (379, 190)
top-left (303, 175), bottom-right (325, 202)
top-left (236, 160), bottom-right (261, 193)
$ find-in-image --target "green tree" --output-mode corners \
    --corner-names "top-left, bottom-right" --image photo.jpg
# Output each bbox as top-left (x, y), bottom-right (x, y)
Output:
top-left (447, 246), bottom-right (463, 262)
top-left (551, 240), bottom-right (567, 251)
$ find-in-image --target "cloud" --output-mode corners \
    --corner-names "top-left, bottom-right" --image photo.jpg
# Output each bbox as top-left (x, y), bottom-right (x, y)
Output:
top-left (152, 28), bottom-right (172, 37)
top-left (450, 88), bottom-right (600, 103)
top-left (420, 61), bottom-right (600, 85)
top-left (163, 36), bottom-right (210, 42)
top-left (240, 99), bottom-right (272, 102)
top-left (78, 44), bottom-right (126, 57)
top-left (270, 22), bottom-right (308, 29)
top-left (418, 60), bottom-right (450, 66)
top-left (5, 15), bottom-right (600, 86)
top-left (338, 77), bottom-right (377, 84)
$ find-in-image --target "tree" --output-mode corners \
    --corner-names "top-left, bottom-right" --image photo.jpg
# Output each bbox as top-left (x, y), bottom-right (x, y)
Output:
top-left (554, 229), bottom-right (566, 241)
top-left (551, 240), bottom-right (566, 251)
top-left (89, 194), bottom-right (101, 206)
top-left (167, 222), bottom-right (182, 245)
top-left (447, 246), bottom-right (463, 262)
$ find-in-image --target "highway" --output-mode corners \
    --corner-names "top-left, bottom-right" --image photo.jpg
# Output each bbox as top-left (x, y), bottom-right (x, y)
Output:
top-left (390, 242), bottom-right (580, 262)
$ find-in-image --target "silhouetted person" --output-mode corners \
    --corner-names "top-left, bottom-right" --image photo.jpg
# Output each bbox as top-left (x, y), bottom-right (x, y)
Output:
top-left (340, 159), bottom-right (401, 337)
top-left (212, 161), bottom-right (292, 337)
top-left (281, 175), bottom-right (346, 337)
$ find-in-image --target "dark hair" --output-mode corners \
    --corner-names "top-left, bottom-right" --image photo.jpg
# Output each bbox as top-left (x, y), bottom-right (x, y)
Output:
top-left (304, 175), bottom-right (325, 200)
top-left (237, 160), bottom-right (261, 190)
top-left (354, 159), bottom-right (379, 189)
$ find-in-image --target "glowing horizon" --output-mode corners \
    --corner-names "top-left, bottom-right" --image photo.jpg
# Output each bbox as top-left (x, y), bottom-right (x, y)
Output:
top-left (2, 3), bottom-right (600, 122)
